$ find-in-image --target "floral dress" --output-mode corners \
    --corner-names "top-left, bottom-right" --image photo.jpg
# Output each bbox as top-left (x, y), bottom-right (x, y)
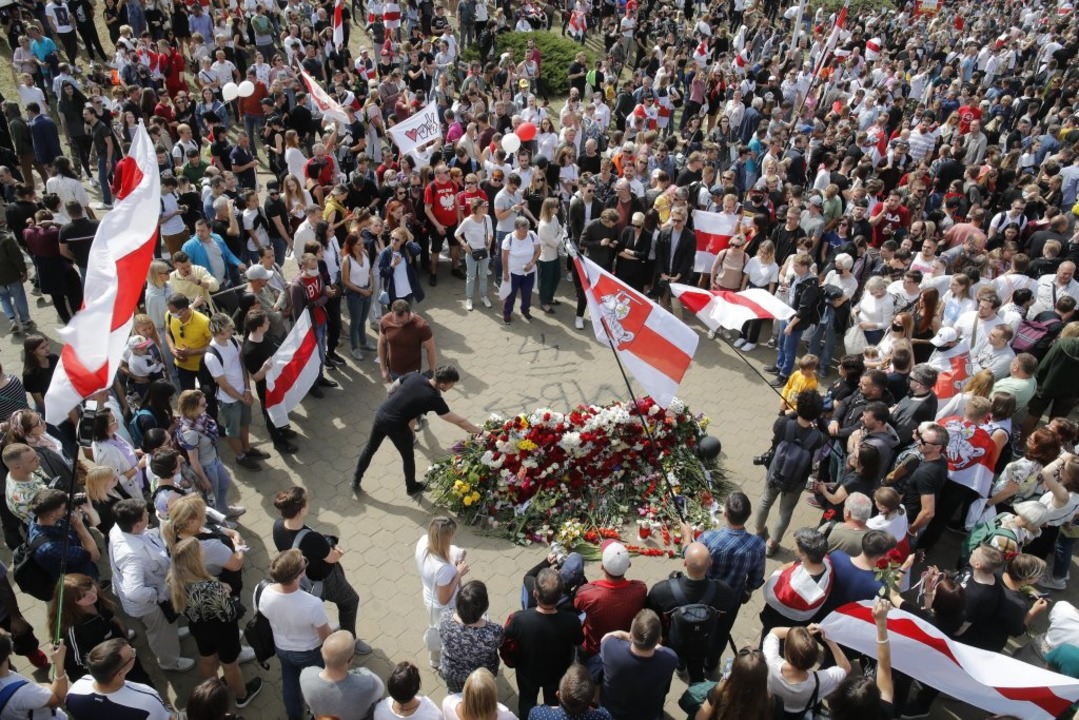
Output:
top-left (438, 614), bottom-right (503, 693)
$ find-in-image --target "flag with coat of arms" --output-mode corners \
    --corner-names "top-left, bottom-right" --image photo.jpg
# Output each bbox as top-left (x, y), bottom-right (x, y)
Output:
top-left (938, 415), bottom-right (998, 497)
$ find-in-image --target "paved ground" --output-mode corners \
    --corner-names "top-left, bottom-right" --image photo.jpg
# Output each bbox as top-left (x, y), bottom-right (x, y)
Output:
top-left (3, 266), bottom-right (1044, 720)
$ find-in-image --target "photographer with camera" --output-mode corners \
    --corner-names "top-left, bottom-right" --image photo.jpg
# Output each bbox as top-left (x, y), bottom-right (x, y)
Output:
top-left (27, 487), bottom-right (100, 583)
top-left (520, 545), bottom-right (586, 611)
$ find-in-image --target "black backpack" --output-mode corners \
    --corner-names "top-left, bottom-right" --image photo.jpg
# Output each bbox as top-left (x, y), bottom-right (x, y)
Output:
top-left (243, 579), bottom-right (275, 669)
top-left (767, 419), bottom-right (822, 492)
top-left (666, 581), bottom-right (718, 660)
top-left (12, 534), bottom-right (55, 601)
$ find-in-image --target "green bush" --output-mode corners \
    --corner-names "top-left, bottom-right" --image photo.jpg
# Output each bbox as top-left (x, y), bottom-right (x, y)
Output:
top-left (462, 31), bottom-right (598, 97)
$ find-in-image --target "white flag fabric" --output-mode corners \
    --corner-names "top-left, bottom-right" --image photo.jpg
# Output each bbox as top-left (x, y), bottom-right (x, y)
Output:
top-left (265, 310), bottom-right (320, 428)
top-left (45, 124), bottom-right (160, 425)
top-left (332, 0), bottom-right (344, 48)
top-left (692, 209), bottom-right (745, 273)
top-left (671, 284), bottom-right (795, 331)
top-left (387, 104), bottom-right (442, 163)
top-left (573, 253), bottom-right (698, 408)
top-left (298, 67), bottom-right (351, 126)
top-left (821, 601), bottom-right (1079, 720)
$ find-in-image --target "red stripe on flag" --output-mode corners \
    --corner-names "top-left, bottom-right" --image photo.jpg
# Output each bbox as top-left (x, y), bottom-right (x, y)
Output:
top-left (630, 324), bottom-right (693, 383)
top-left (714, 290), bottom-right (777, 319)
top-left (696, 230), bottom-right (731, 254)
top-left (61, 345), bottom-right (110, 399)
top-left (265, 325), bottom-right (319, 408)
top-left (111, 231), bottom-right (158, 330)
top-left (676, 289), bottom-right (712, 315)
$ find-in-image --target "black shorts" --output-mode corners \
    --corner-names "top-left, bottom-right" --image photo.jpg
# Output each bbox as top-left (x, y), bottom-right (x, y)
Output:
top-left (429, 223), bottom-right (456, 253)
top-left (190, 618), bottom-right (242, 663)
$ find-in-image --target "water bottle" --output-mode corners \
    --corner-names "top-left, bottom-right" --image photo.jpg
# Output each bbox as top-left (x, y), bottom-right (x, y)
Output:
top-left (722, 657), bottom-right (733, 680)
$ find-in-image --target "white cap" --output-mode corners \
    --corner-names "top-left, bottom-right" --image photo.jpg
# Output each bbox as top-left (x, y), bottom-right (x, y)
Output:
top-left (601, 540), bottom-right (631, 577)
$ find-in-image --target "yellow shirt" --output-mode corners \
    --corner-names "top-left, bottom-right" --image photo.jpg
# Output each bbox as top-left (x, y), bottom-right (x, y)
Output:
top-left (169, 266), bottom-right (219, 310)
top-left (781, 371), bottom-right (818, 409)
top-left (166, 309), bottom-right (213, 371)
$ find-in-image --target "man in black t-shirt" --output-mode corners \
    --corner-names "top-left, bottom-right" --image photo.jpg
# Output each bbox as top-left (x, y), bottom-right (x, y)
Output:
top-left (58, 200), bottom-right (96, 278)
top-left (241, 308), bottom-right (299, 454)
top-left (351, 365), bottom-right (481, 495)
top-left (900, 423), bottom-right (949, 549)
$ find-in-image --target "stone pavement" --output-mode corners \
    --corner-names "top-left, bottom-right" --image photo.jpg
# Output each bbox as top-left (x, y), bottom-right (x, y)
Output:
top-left (1, 274), bottom-right (1052, 719)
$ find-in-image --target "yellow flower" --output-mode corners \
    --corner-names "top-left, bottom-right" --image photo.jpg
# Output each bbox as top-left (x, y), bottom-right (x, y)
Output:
top-left (517, 439), bottom-right (538, 452)
top-left (463, 495), bottom-right (474, 507)
top-left (460, 483), bottom-right (471, 493)
top-left (469, 492), bottom-right (481, 503)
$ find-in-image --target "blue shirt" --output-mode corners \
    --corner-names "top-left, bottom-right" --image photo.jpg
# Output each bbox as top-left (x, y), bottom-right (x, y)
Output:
top-left (530, 707), bottom-right (612, 720)
top-left (817, 550), bottom-right (882, 617)
top-left (697, 527), bottom-right (766, 600)
top-left (181, 233), bottom-right (242, 281)
top-left (30, 36), bottom-right (58, 63)
top-left (28, 519), bottom-right (98, 581)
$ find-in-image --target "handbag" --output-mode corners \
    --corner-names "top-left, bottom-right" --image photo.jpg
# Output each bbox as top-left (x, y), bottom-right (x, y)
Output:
top-left (844, 323), bottom-right (868, 355)
top-left (471, 247), bottom-right (489, 261)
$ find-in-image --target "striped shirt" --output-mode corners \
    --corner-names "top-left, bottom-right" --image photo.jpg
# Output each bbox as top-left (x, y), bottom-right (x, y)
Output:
top-left (697, 527), bottom-right (766, 600)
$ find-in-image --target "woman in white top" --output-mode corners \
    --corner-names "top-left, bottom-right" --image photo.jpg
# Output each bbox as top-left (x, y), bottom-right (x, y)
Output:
top-left (415, 516), bottom-right (469, 667)
top-left (1029, 453), bottom-right (1079, 560)
top-left (91, 408), bottom-right (145, 499)
top-left (441, 668), bottom-right (518, 720)
top-left (939, 273), bottom-right (975, 328)
top-left (500, 217), bottom-right (541, 324)
top-left (866, 487), bottom-right (908, 541)
top-left (455, 198), bottom-right (494, 312)
top-left (341, 233), bottom-right (376, 360)
top-left (763, 626), bottom-right (849, 715)
top-left (536, 198), bottom-right (563, 314)
top-left (854, 275), bottom-right (895, 346)
top-left (534, 117), bottom-right (559, 163)
top-left (557, 147), bottom-right (579, 203)
top-left (375, 661), bottom-right (444, 720)
top-left (806, 252), bottom-right (858, 372)
top-left (45, 157), bottom-right (91, 213)
top-left (737, 239), bottom-right (779, 351)
top-left (284, 130), bottom-right (309, 188)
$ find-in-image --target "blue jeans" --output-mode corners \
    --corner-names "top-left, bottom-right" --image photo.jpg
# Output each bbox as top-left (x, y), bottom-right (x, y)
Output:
top-left (97, 156), bottom-right (113, 205)
top-left (806, 321), bottom-right (837, 375)
top-left (502, 271), bottom-right (535, 316)
top-left (244, 115), bottom-right (266, 154)
top-left (775, 320), bottom-right (804, 378)
top-left (1054, 532), bottom-right (1076, 580)
top-left (345, 289), bottom-right (372, 351)
top-left (0, 281), bottom-right (30, 323)
top-left (464, 250), bottom-right (489, 300)
top-left (277, 646), bottom-right (324, 720)
top-left (202, 456), bottom-right (233, 515)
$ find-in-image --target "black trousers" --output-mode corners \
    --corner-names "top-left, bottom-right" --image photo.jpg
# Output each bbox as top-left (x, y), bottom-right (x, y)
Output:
top-left (516, 675), bottom-right (558, 720)
top-left (326, 294), bottom-right (343, 356)
top-left (353, 421), bottom-right (416, 487)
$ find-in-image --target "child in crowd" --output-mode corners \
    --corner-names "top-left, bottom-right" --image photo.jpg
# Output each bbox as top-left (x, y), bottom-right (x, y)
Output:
top-left (779, 354), bottom-right (818, 413)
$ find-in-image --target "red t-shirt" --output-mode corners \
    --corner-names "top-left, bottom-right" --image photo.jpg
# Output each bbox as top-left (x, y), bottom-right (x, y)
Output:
top-left (456, 188), bottom-right (489, 220)
top-left (956, 105), bottom-right (982, 135)
top-left (870, 202), bottom-right (910, 248)
top-left (424, 180), bottom-right (459, 228)
top-left (573, 578), bottom-right (647, 655)
top-left (300, 274), bottom-right (327, 326)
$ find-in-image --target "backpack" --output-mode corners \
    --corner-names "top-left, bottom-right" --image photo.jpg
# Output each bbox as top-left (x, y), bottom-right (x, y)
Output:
top-left (766, 420), bottom-right (822, 492)
top-left (961, 517), bottom-right (1019, 566)
top-left (666, 580), bottom-right (719, 660)
top-left (197, 337), bottom-right (240, 402)
top-left (127, 407), bottom-right (155, 449)
top-left (774, 671), bottom-right (820, 720)
top-left (243, 579), bottom-right (275, 669)
top-left (1011, 317), bottom-right (1062, 358)
top-left (12, 534), bottom-right (55, 601)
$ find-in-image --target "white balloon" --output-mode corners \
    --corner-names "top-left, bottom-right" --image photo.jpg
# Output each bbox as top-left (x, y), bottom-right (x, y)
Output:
top-left (222, 82), bottom-right (240, 102)
top-left (501, 132), bottom-right (521, 153)
top-left (238, 80), bottom-right (256, 98)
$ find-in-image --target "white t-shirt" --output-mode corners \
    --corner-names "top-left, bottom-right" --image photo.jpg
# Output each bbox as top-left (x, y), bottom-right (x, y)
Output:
top-left (45, 1), bottom-right (74, 32)
top-left (0, 673), bottom-right (67, 720)
top-left (442, 695), bottom-right (518, 720)
top-left (258, 585), bottom-right (328, 652)
top-left (501, 231), bottom-right (539, 276)
top-left (745, 257), bottom-right (779, 289)
top-left (242, 207), bottom-right (271, 253)
top-left (763, 634), bottom-right (847, 712)
top-left (1047, 601), bottom-right (1079, 651)
top-left (374, 695), bottom-right (443, 720)
top-left (203, 337), bottom-right (246, 405)
top-left (414, 536), bottom-right (458, 610)
top-left (66, 678), bottom-right (166, 720)
top-left (867, 510), bottom-right (908, 541)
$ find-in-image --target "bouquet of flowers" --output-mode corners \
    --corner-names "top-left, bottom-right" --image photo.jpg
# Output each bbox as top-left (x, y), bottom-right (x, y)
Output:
top-left (426, 396), bottom-right (730, 545)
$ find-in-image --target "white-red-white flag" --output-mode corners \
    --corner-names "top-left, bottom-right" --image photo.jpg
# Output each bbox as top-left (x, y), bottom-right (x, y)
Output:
top-left (568, 10), bottom-right (586, 39)
top-left (865, 36), bottom-right (882, 61)
top-left (382, 1), bottom-right (401, 28)
top-left (764, 557), bottom-right (835, 622)
top-left (265, 309), bottom-right (320, 428)
top-left (927, 341), bottom-right (970, 400)
top-left (938, 415), bottom-right (999, 496)
top-left (298, 66), bottom-right (351, 126)
top-left (44, 124), bottom-right (160, 426)
top-left (822, 601), bottom-right (1079, 720)
top-left (814, 0), bottom-right (848, 75)
top-left (693, 40), bottom-right (710, 67)
top-left (332, 0), bottom-right (344, 48)
top-left (671, 284), bottom-right (795, 331)
top-left (692, 209), bottom-right (743, 273)
top-left (367, 0), bottom-right (382, 24)
top-left (574, 253), bottom-right (698, 408)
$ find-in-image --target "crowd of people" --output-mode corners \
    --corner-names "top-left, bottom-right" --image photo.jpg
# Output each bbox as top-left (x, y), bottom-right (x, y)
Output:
top-left (1, 0), bottom-right (1079, 715)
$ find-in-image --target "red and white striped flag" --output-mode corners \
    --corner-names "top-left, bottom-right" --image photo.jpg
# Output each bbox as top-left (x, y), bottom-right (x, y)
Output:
top-left (367, 0), bottom-right (382, 24)
top-left (265, 309), bottom-right (320, 428)
top-left (298, 66), bottom-right (351, 126)
top-left (938, 415), bottom-right (999, 497)
top-left (822, 602), bottom-right (1079, 720)
top-left (382, 2), bottom-right (401, 28)
top-left (671, 284), bottom-right (795, 332)
top-left (568, 10), bottom-right (586, 39)
top-left (927, 342), bottom-right (970, 400)
top-left (813, 0), bottom-right (848, 76)
top-left (865, 37), bottom-right (881, 61)
top-left (332, 0), bottom-right (344, 48)
top-left (44, 124), bottom-right (160, 425)
top-left (764, 557), bottom-right (835, 622)
top-left (574, 253), bottom-right (698, 408)
top-left (692, 209), bottom-right (740, 273)
top-left (693, 39), bottom-right (710, 67)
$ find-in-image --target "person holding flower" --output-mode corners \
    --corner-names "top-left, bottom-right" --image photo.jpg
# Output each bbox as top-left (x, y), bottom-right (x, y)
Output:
top-left (416, 516), bottom-right (470, 669)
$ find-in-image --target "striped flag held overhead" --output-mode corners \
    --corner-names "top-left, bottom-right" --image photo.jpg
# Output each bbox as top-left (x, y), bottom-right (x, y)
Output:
top-left (265, 310), bottom-right (320, 428)
top-left (670, 284), bottom-right (795, 332)
top-left (692, 209), bottom-right (746, 273)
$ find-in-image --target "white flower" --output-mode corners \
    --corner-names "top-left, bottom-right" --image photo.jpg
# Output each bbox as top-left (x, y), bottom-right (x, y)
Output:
top-left (489, 413), bottom-right (506, 424)
top-left (668, 397), bottom-right (686, 414)
top-left (481, 451), bottom-right (495, 466)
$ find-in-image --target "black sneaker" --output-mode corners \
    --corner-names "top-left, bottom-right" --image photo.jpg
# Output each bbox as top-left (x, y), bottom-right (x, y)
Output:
top-left (317, 377), bottom-right (339, 388)
top-left (762, 365), bottom-right (781, 374)
top-left (406, 482), bottom-right (428, 495)
top-left (769, 376), bottom-right (788, 387)
top-left (351, 475), bottom-right (362, 491)
top-left (280, 427), bottom-right (298, 439)
top-left (274, 441), bottom-right (299, 454)
top-left (235, 455), bottom-right (262, 471)
top-left (328, 351), bottom-right (347, 365)
top-left (246, 447), bottom-right (271, 460)
top-left (235, 677), bottom-right (264, 709)
top-left (522, 311), bottom-right (533, 321)
top-left (451, 267), bottom-right (466, 279)
top-left (429, 273), bottom-right (438, 287)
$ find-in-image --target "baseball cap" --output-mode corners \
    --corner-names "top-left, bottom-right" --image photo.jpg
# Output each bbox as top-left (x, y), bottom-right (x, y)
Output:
top-left (809, 196), bottom-right (823, 207)
top-left (126, 335), bottom-right (153, 352)
top-left (710, 185), bottom-right (724, 195)
top-left (519, 78), bottom-right (530, 88)
top-left (246, 265), bottom-right (272, 281)
top-left (929, 327), bottom-right (959, 347)
top-left (600, 540), bottom-right (631, 576)
top-left (560, 552), bottom-right (586, 587)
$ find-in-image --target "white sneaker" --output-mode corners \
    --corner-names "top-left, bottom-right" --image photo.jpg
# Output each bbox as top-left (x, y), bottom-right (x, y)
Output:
top-left (741, 343), bottom-right (756, 351)
top-left (482, 296), bottom-right (492, 309)
top-left (733, 338), bottom-right (747, 348)
top-left (161, 656), bottom-right (195, 672)
top-left (575, 316), bottom-right (585, 330)
top-left (237, 645), bottom-right (257, 664)
top-left (178, 626), bottom-right (191, 639)
top-left (466, 299), bottom-right (474, 311)
top-left (706, 329), bottom-right (717, 340)
top-left (351, 348), bottom-right (364, 360)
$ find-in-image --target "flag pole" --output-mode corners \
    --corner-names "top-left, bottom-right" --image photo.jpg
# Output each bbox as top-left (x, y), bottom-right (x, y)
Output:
top-left (570, 246), bottom-right (688, 525)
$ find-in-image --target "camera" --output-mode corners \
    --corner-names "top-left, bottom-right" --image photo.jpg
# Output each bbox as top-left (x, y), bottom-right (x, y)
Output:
top-left (549, 542), bottom-right (567, 567)
top-left (752, 451), bottom-right (773, 467)
top-left (77, 400), bottom-right (98, 449)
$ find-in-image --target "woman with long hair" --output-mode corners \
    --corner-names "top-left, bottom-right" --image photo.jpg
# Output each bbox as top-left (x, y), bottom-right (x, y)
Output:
top-left (441, 668), bottom-right (517, 720)
top-left (694, 647), bottom-right (771, 720)
top-left (455, 197), bottom-right (494, 313)
top-left (877, 311), bottom-right (914, 360)
top-left (939, 273), bottom-right (975, 328)
top-left (416, 516), bottom-right (469, 667)
top-left (312, 221), bottom-right (346, 367)
top-left (166, 537), bottom-right (262, 708)
top-left (2, 408), bottom-right (74, 488)
top-left (935, 369), bottom-right (996, 420)
top-left (988, 427), bottom-right (1062, 514)
top-left (812, 443), bottom-right (880, 523)
top-left (764, 625), bottom-right (850, 715)
top-left (162, 493), bottom-right (245, 594)
top-left (867, 487), bottom-right (908, 541)
top-left (131, 379), bottom-right (178, 446)
top-left (911, 287), bottom-right (941, 364)
top-left (282, 158), bottom-right (311, 229)
top-left (91, 406), bottom-right (144, 499)
top-left (85, 465), bottom-right (130, 535)
top-left (536, 198), bottom-right (564, 311)
top-left (175, 389), bottom-right (242, 519)
top-left (49, 573), bottom-right (150, 684)
top-left (341, 233), bottom-right (376, 360)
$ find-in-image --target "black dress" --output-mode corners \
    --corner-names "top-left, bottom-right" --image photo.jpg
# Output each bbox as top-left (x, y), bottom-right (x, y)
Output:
top-left (65, 608), bottom-right (153, 686)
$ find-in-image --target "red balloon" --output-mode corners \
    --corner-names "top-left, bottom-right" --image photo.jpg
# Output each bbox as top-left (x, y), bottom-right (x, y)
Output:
top-left (517, 122), bottom-right (537, 142)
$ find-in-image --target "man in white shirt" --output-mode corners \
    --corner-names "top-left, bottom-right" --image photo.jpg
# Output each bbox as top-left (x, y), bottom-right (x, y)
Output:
top-left (211, 49), bottom-right (240, 88)
top-left (971, 325), bottom-right (1016, 380)
top-left (67, 639), bottom-right (176, 720)
top-left (953, 292), bottom-right (1007, 356)
top-left (204, 313), bottom-right (270, 470)
top-left (1032, 261), bottom-right (1079, 315)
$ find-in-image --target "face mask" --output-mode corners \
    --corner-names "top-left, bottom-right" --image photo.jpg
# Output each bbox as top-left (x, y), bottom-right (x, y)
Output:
top-left (305, 268), bottom-right (319, 277)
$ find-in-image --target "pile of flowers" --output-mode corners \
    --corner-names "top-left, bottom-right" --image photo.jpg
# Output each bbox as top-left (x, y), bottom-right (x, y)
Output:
top-left (426, 396), bottom-right (730, 546)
